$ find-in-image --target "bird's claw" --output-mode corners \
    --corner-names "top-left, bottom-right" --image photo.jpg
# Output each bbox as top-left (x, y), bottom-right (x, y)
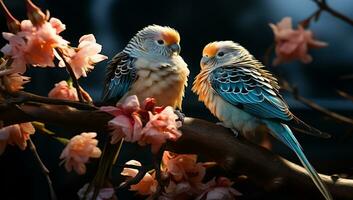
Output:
top-left (230, 128), bottom-right (239, 137)
top-left (216, 122), bottom-right (225, 126)
top-left (174, 110), bottom-right (185, 123)
top-left (216, 122), bottom-right (239, 137)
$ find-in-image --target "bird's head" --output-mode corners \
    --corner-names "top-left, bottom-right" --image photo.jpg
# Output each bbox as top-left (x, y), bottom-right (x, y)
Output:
top-left (200, 41), bottom-right (251, 69)
top-left (126, 25), bottom-right (181, 57)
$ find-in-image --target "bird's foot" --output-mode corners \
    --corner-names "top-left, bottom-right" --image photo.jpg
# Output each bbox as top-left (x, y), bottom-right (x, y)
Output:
top-left (174, 110), bottom-right (185, 123)
top-left (216, 122), bottom-right (239, 137)
top-left (230, 128), bottom-right (239, 137)
top-left (216, 122), bottom-right (226, 127)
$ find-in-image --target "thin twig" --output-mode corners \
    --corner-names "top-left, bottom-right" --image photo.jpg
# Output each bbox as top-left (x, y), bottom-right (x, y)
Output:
top-left (313, 0), bottom-right (353, 27)
top-left (56, 48), bottom-right (84, 103)
top-left (28, 138), bottom-right (57, 200)
top-left (6, 91), bottom-right (97, 110)
top-left (336, 90), bottom-right (353, 103)
top-left (283, 82), bottom-right (353, 126)
top-left (299, 8), bottom-right (322, 28)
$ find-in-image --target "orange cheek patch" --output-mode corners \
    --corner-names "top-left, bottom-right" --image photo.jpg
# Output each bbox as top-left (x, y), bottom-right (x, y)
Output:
top-left (203, 43), bottom-right (219, 57)
top-left (161, 30), bottom-right (180, 45)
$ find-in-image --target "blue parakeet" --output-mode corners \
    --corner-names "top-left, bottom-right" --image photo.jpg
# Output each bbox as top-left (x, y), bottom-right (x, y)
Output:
top-left (192, 41), bottom-right (332, 200)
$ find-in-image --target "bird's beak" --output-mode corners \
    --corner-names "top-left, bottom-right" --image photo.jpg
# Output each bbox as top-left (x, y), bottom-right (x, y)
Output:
top-left (169, 43), bottom-right (181, 55)
top-left (200, 56), bottom-right (209, 68)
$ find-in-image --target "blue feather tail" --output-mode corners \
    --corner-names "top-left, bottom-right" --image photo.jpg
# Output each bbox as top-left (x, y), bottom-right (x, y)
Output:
top-left (264, 120), bottom-right (332, 200)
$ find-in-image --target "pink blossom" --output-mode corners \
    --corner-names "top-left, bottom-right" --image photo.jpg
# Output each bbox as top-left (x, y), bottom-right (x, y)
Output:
top-left (269, 17), bottom-right (327, 66)
top-left (2, 73), bottom-right (30, 92)
top-left (0, 122), bottom-right (35, 155)
top-left (22, 20), bottom-right (68, 67)
top-left (77, 183), bottom-right (116, 200)
top-left (60, 132), bottom-right (101, 175)
top-left (60, 34), bottom-right (107, 78)
top-left (157, 151), bottom-right (207, 199)
top-left (1, 32), bottom-right (27, 74)
top-left (100, 95), bottom-right (143, 144)
top-left (161, 181), bottom-right (197, 200)
top-left (100, 96), bottom-right (182, 152)
top-left (162, 151), bottom-right (205, 186)
top-left (100, 95), bottom-right (140, 116)
top-left (139, 107), bottom-right (182, 153)
top-left (107, 114), bottom-right (143, 143)
top-left (119, 95), bottom-right (141, 113)
top-left (49, 18), bottom-right (66, 34)
top-left (48, 80), bottom-right (92, 102)
top-left (48, 80), bottom-right (78, 101)
top-left (1, 18), bottom-right (68, 74)
top-left (196, 177), bottom-right (241, 200)
top-left (121, 160), bottom-right (158, 195)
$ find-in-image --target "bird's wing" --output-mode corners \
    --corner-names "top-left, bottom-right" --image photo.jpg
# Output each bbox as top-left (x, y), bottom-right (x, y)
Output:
top-left (210, 65), bottom-right (293, 121)
top-left (209, 65), bottom-right (330, 138)
top-left (102, 51), bottom-right (137, 104)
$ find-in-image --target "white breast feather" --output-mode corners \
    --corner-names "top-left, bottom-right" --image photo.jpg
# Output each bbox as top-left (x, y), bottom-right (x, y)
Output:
top-left (193, 72), bottom-right (258, 134)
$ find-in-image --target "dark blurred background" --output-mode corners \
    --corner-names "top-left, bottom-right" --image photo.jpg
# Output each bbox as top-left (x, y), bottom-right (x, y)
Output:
top-left (1, 0), bottom-right (353, 199)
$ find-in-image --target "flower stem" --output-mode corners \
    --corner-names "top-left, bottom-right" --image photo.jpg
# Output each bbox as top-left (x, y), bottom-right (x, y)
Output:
top-left (150, 148), bottom-right (165, 199)
top-left (56, 48), bottom-right (84, 103)
top-left (28, 138), bottom-right (57, 200)
top-left (89, 139), bottom-right (124, 199)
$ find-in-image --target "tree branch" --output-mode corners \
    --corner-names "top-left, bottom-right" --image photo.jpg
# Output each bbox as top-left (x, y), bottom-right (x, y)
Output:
top-left (282, 82), bottom-right (353, 126)
top-left (4, 91), bottom-right (97, 110)
top-left (1, 100), bottom-right (353, 199)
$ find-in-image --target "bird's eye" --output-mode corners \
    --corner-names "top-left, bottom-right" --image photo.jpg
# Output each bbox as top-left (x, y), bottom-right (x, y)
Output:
top-left (157, 40), bottom-right (164, 45)
top-left (217, 52), bottom-right (224, 57)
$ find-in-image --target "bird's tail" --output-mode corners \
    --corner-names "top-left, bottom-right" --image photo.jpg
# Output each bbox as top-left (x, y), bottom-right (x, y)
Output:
top-left (263, 120), bottom-right (332, 200)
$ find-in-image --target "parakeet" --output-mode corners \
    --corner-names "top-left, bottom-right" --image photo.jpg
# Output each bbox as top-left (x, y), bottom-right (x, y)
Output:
top-left (102, 25), bottom-right (189, 108)
top-left (192, 41), bottom-right (332, 200)
top-left (93, 25), bottom-right (189, 193)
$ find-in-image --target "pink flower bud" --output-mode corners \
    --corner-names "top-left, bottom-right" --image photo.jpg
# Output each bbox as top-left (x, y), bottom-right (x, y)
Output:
top-left (48, 80), bottom-right (78, 101)
top-left (3, 73), bottom-right (30, 92)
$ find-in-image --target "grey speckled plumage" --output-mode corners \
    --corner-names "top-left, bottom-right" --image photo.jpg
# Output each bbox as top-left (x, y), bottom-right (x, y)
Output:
top-left (95, 25), bottom-right (189, 198)
top-left (101, 25), bottom-right (189, 108)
